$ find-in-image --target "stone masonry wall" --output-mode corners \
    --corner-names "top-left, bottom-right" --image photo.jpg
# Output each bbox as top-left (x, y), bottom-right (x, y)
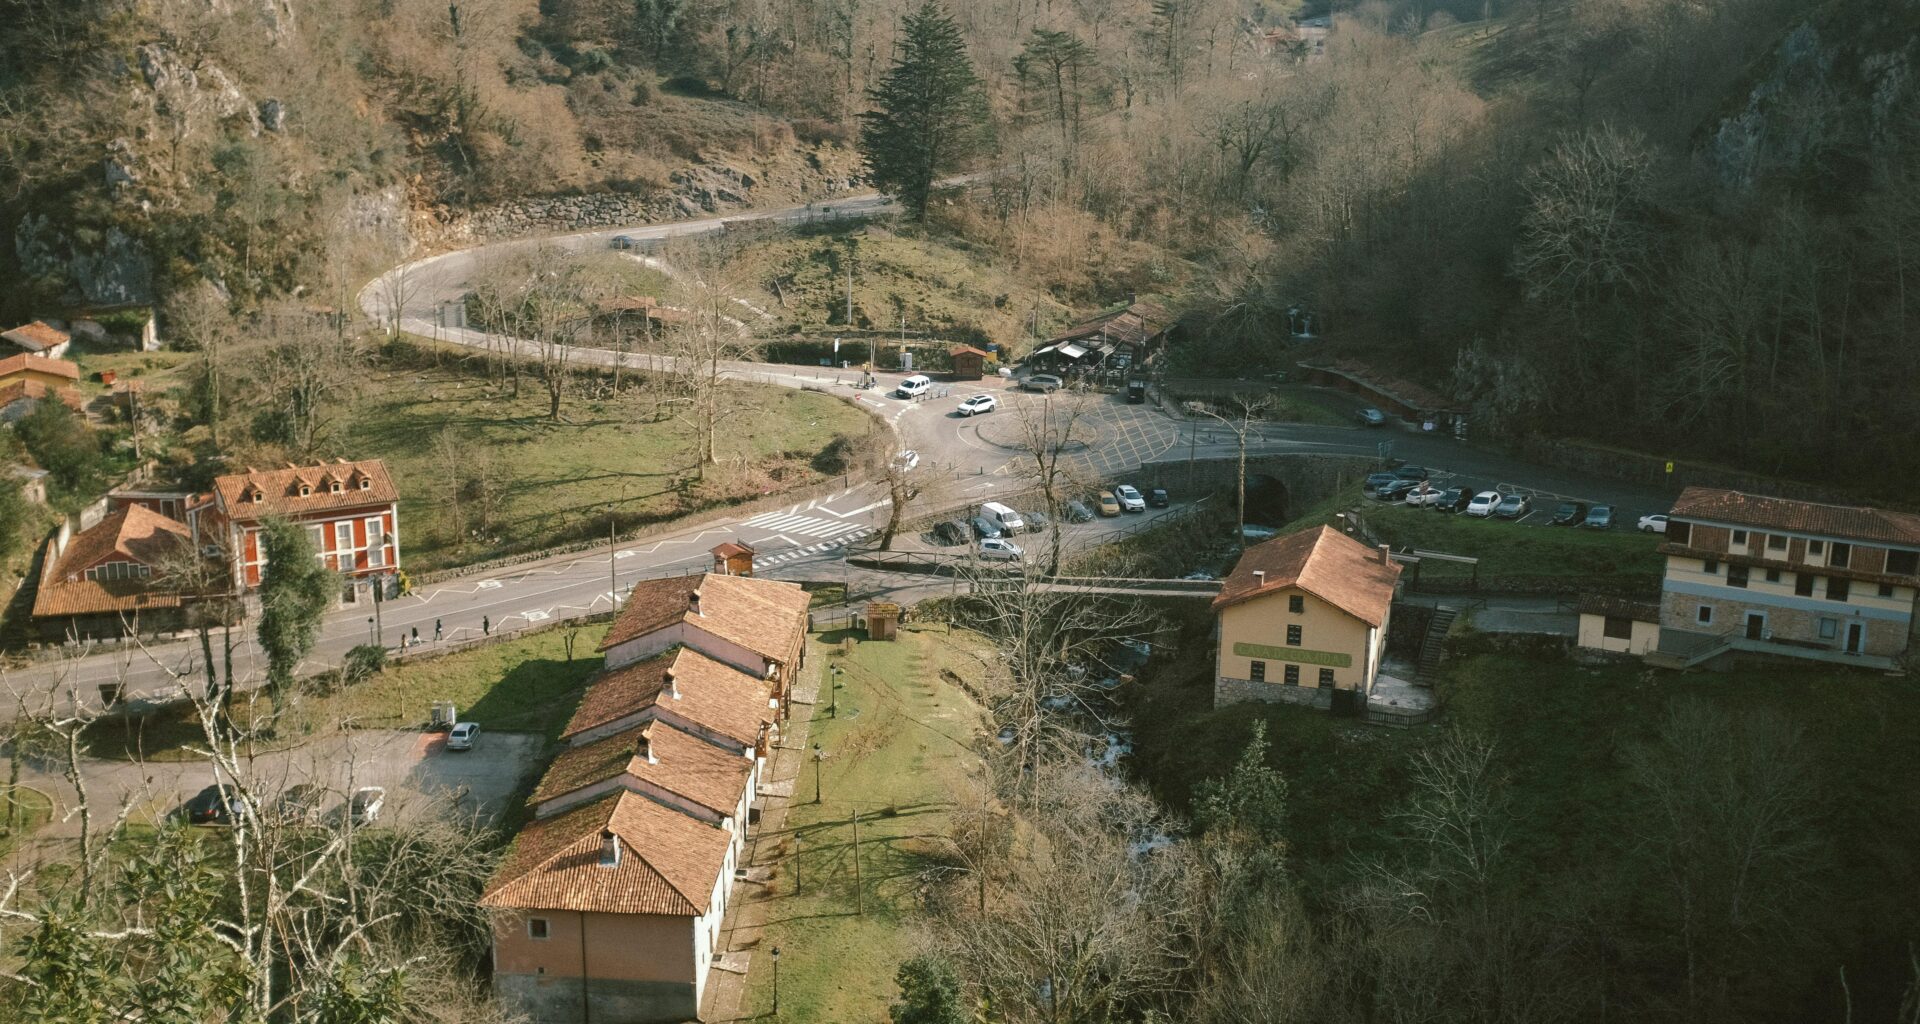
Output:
top-left (1215, 674), bottom-right (1334, 710)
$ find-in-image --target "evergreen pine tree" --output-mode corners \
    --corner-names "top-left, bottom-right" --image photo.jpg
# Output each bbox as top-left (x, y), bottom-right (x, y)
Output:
top-left (257, 517), bottom-right (337, 709)
top-left (858, 1), bottom-right (988, 221)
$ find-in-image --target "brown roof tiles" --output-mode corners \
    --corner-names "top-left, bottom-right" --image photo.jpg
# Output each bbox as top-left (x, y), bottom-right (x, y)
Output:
top-left (1, 321), bottom-right (70, 353)
top-left (0, 354), bottom-right (80, 381)
top-left (599, 573), bottom-right (809, 667)
top-left (32, 505), bottom-right (193, 618)
top-left (1668, 487), bottom-right (1920, 547)
top-left (561, 646), bottom-right (775, 748)
top-left (211, 459), bottom-right (399, 521)
top-left (1211, 525), bottom-right (1402, 627)
top-left (532, 721), bottom-right (751, 818)
top-left (480, 790), bottom-right (731, 916)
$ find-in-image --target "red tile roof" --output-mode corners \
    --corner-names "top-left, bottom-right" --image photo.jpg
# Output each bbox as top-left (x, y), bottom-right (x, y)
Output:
top-left (1046, 301), bottom-right (1173, 349)
top-left (0, 354), bottom-right (80, 381)
top-left (0, 379), bottom-right (85, 413)
top-left (480, 790), bottom-right (731, 916)
top-left (533, 720), bottom-right (752, 819)
top-left (948, 345), bottom-right (991, 358)
top-left (211, 459), bottom-right (399, 521)
top-left (0, 321), bottom-right (69, 353)
top-left (599, 573), bottom-right (809, 667)
top-left (1668, 487), bottom-right (1920, 546)
top-left (562, 646), bottom-right (775, 747)
top-left (32, 505), bottom-right (193, 618)
top-left (1211, 525), bottom-right (1402, 627)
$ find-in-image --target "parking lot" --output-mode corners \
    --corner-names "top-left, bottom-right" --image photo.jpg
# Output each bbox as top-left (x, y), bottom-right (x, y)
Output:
top-left (24, 728), bottom-right (543, 838)
top-left (1364, 470), bottom-right (1668, 534)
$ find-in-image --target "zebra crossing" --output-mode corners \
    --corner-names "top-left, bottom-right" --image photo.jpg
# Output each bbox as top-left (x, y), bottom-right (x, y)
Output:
top-left (752, 527), bottom-right (873, 569)
top-left (740, 511), bottom-right (870, 540)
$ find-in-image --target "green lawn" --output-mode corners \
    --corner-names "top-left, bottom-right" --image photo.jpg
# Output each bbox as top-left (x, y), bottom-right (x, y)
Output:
top-left (84, 621), bottom-right (606, 761)
top-left (0, 786), bottom-right (53, 859)
top-left (1356, 499), bottom-right (1664, 591)
top-left (358, 351), bottom-right (874, 571)
top-left (743, 626), bottom-right (991, 1021)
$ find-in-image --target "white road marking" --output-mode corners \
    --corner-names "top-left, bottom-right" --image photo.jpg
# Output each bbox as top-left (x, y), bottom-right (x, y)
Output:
top-left (477, 581), bottom-right (502, 590)
top-left (524, 610), bottom-right (551, 622)
top-left (741, 512), bottom-right (865, 539)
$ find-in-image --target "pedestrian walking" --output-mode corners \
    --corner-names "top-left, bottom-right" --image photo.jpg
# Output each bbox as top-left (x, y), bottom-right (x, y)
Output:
top-left (434, 618), bottom-right (443, 641)
top-left (482, 615), bottom-right (490, 636)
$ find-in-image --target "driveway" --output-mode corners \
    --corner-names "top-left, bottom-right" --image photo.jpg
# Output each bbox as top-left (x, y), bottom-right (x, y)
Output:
top-left (18, 729), bottom-right (544, 838)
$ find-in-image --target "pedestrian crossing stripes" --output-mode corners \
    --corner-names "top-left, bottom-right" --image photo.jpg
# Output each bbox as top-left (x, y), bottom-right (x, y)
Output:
top-left (750, 527), bottom-right (873, 569)
top-left (741, 511), bottom-right (868, 539)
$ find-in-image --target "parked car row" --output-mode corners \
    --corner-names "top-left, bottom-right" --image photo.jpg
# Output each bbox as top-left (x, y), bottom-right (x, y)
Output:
top-left (186, 782), bottom-right (388, 827)
top-left (929, 485), bottom-right (1176, 560)
top-left (1368, 474), bottom-right (1631, 528)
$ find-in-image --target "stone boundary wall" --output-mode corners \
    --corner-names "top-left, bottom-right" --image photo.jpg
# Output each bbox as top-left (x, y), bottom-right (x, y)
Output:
top-left (1214, 674), bottom-right (1335, 710)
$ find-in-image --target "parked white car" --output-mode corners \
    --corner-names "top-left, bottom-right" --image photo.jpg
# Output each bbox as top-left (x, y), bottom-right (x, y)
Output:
top-left (891, 449), bottom-right (921, 472)
top-left (1465, 491), bottom-right (1503, 518)
top-left (1638, 513), bottom-right (1669, 533)
top-left (978, 538), bottom-right (1024, 561)
top-left (981, 501), bottom-right (1026, 533)
top-left (957, 394), bottom-right (998, 416)
top-left (1403, 484), bottom-right (1444, 508)
top-left (349, 786), bottom-right (386, 825)
top-left (1114, 485), bottom-right (1147, 512)
top-left (447, 722), bottom-right (480, 751)
top-left (895, 374), bottom-right (932, 399)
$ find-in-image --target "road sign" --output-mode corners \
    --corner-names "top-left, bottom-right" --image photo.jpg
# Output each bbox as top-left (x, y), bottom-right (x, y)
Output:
top-left (1377, 441), bottom-right (1394, 463)
top-left (1665, 461), bottom-right (1675, 475)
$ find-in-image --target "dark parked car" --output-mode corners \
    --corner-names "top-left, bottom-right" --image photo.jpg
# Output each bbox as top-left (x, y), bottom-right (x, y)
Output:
top-left (1392, 465), bottom-right (1430, 481)
top-left (1376, 479), bottom-right (1420, 501)
top-left (1022, 510), bottom-right (1051, 534)
top-left (1435, 487), bottom-right (1472, 513)
top-left (186, 784), bottom-right (245, 826)
top-left (1148, 488), bottom-right (1170, 508)
top-left (1493, 494), bottom-right (1533, 519)
top-left (274, 783), bottom-right (326, 825)
top-left (933, 520), bottom-right (970, 546)
top-left (1356, 407), bottom-right (1388, 427)
top-left (1550, 501), bottom-right (1589, 526)
top-left (1365, 471), bottom-right (1398, 492)
top-left (971, 515), bottom-right (1004, 540)
top-left (609, 234), bottom-right (639, 250)
top-left (1583, 505), bottom-right (1616, 529)
top-left (1064, 500), bottom-right (1095, 523)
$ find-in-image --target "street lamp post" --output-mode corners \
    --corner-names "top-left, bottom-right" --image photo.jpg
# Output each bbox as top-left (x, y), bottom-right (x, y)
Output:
top-left (830, 666), bottom-right (841, 718)
top-left (813, 744), bottom-right (824, 805)
top-left (771, 946), bottom-right (782, 1016)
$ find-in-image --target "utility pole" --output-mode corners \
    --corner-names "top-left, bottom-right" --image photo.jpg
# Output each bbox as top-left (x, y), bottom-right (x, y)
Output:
top-left (608, 515), bottom-right (617, 603)
top-left (853, 809), bottom-right (864, 916)
top-left (830, 665), bottom-right (841, 718)
top-left (813, 744), bottom-right (824, 804)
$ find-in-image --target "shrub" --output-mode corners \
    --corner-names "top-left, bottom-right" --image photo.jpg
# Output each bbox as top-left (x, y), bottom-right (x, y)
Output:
top-left (344, 644), bottom-right (388, 684)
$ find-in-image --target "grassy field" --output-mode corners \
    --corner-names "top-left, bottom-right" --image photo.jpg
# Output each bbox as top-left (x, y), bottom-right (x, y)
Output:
top-left (0, 786), bottom-right (53, 859)
top-left (742, 625), bottom-right (992, 1020)
top-left (86, 622), bottom-right (605, 761)
top-left (722, 226), bottom-right (1078, 351)
top-left (357, 352), bottom-right (874, 571)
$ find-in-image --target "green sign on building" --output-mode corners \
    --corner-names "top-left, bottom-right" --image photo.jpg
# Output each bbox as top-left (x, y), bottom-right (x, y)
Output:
top-left (1231, 642), bottom-right (1353, 668)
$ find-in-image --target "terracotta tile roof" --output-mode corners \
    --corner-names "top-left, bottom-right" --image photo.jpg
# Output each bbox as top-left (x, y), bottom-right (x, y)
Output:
top-left (710, 541), bottom-right (754, 559)
top-left (0, 379), bottom-right (85, 412)
top-left (532, 720), bottom-right (751, 818)
top-left (562, 646), bottom-right (775, 748)
top-left (32, 505), bottom-right (193, 617)
top-left (948, 345), bottom-right (991, 358)
top-left (211, 459), bottom-right (399, 521)
top-left (1668, 487), bottom-right (1920, 547)
top-left (480, 790), bottom-right (730, 916)
top-left (1574, 596), bottom-right (1660, 622)
top-left (1211, 525), bottom-right (1402, 627)
top-left (599, 573), bottom-right (809, 667)
top-left (1, 321), bottom-right (70, 353)
top-left (0, 354), bottom-right (80, 381)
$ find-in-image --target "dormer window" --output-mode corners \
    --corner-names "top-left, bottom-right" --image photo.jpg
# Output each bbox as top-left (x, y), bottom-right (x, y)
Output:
top-left (329, 480), bottom-right (343, 494)
top-left (298, 483), bottom-right (312, 497)
top-left (358, 477), bottom-right (371, 490)
top-left (246, 487), bottom-right (264, 503)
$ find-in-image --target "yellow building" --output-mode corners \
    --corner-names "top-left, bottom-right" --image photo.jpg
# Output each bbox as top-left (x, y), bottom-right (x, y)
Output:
top-left (1212, 525), bottom-right (1402, 710)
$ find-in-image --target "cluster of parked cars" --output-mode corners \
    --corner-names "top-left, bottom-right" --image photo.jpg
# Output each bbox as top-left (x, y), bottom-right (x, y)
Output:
top-left (1367, 469), bottom-right (1627, 527)
top-left (929, 484), bottom-right (1174, 562)
top-left (185, 782), bottom-right (388, 827)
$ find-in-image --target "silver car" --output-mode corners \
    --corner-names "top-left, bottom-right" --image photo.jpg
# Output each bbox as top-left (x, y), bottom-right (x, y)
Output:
top-left (447, 722), bottom-right (480, 751)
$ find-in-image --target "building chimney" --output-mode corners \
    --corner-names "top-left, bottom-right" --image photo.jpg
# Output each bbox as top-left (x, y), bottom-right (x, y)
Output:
top-left (689, 589), bottom-right (703, 616)
top-left (1252, 569), bottom-right (1266, 586)
top-left (661, 670), bottom-right (679, 700)
top-left (1379, 544), bottom-right (1391, 566)
top-left (639, 723), bottom-right (658, 764)
top-left (598, 829), bottom-right (621, 867)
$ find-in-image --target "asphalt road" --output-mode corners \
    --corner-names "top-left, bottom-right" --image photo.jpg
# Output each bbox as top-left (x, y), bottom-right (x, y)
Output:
top-left (3, 192), bottom-right (1681, 711)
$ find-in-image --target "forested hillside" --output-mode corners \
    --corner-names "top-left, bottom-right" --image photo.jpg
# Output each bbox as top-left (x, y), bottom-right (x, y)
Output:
top-left (4, 0), bottom-right (1919, 491)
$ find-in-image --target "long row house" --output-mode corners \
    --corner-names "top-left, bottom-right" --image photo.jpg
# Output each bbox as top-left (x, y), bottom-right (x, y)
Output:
top-left (481, 571), bottom-right (810, 1024)
top-left (29, 458), bottom-right (401, 640)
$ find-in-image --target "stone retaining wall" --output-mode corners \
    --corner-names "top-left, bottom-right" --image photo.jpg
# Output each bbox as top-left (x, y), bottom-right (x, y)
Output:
top-left (1214, 674), bottom-right (1334, 710)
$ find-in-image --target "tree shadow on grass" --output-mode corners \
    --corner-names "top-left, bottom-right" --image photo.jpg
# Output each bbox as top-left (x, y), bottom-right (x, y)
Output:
top-left (462, 657), bottom-right (596, 740)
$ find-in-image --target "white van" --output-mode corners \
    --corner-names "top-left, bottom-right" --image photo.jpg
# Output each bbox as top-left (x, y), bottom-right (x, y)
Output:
top-left (981, 501), bottom-right (1026, 533)
top-left (896, 374), bottom-right (932, 399)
